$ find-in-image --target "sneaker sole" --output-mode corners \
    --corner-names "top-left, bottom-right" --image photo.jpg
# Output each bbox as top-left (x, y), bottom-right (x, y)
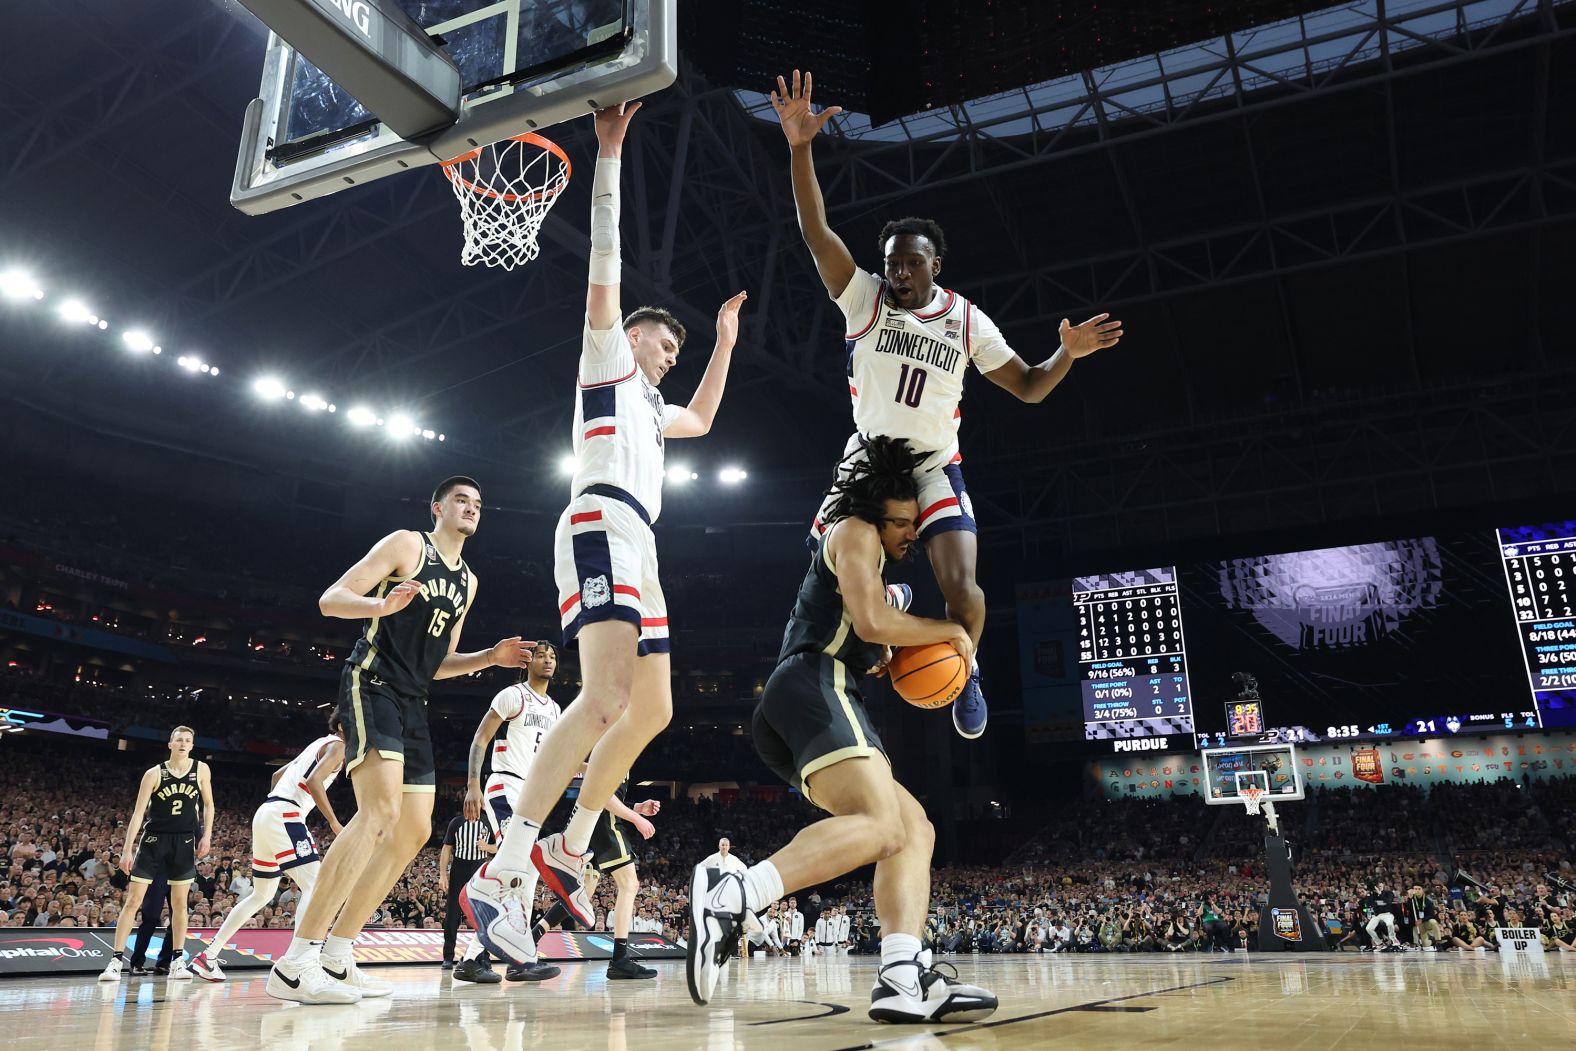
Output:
top-left (530, 843), bottom-right (593, 928)
top-left (460, 881), bottom-right (534, 967)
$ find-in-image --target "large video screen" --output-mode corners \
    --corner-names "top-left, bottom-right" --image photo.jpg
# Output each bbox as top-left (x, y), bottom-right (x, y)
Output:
top-left (1019, 521), bottom-right (1576, 753)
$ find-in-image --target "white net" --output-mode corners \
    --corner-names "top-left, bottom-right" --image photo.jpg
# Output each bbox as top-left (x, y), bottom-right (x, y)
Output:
top-left (1240, 786), bottom-right (1265, 815)
top-left (441, 133), bottom-right (571, 270)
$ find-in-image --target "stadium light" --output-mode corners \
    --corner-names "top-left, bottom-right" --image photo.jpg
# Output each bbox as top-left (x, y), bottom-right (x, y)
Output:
top-left (386, 413), bottom-right (415, 438)
top-left (253, 376), bottom-right (288, 401)
top-left (58, 299), bottom-right (97, 325)
top-left (718, 466), bottom-right (748, 484)
top-left (558, 453), bottom-right (578, 476)
top-left (346, 405), bottom-right (376, 427)
top-left (0, 270), bottom-right (43, 301)
top-left (299, 393), bottom-right (328, 412)
top-left (666, 465), bottom-right (698, 484)
top-left (122, 330), bottom-right (155, 353)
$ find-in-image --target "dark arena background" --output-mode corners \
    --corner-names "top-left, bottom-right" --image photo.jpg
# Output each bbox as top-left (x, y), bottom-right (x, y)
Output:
top-left (0, 1), bottom-right (1572, 1047)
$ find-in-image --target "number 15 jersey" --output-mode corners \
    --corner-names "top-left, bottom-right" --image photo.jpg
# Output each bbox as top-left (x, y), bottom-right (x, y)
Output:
top-left (835, 268), bottom-right (1016, 457)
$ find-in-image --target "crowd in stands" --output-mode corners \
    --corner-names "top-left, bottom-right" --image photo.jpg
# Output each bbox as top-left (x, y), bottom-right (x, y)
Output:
top-left (2, 739), bottom-right (1570, 959)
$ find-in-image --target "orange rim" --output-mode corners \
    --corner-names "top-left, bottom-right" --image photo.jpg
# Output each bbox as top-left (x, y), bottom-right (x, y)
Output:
top-left (440, 132), bottom-right (572, 203)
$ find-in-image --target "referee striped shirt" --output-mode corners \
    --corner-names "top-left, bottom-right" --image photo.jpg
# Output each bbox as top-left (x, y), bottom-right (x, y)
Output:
top-left (443, 815), bottom-right (491, 864)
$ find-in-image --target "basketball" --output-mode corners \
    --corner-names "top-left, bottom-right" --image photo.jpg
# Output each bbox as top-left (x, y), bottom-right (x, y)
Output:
top-left (888, 643), bottom-right (968, 709)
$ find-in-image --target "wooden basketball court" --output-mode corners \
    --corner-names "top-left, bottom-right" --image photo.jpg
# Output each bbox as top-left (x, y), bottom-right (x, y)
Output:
top-left (5, 952), bottom-right (1570, 1050)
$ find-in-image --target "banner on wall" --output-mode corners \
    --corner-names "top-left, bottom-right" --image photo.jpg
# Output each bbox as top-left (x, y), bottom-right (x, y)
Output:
top-left (1350, 747), bottom-right (1385, 784)
top-left (0, 927), bottom-right (683, 978)
top-left (1095, 731), bottom-right (1576, 799)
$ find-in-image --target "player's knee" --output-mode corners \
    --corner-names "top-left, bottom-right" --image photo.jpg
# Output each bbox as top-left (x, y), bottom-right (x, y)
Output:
top-left (907, 812), bottom-right (936, 856)
top-left (364, 798), bottom-right (403, 839)
top-left (871, 823), bottom-right (909, 862)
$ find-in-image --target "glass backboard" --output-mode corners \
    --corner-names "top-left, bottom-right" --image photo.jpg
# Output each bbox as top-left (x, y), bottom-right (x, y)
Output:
top-left (1200, 742), bottom-right (1304, 804)
top-left (233, 0), bottom-right (675, 215)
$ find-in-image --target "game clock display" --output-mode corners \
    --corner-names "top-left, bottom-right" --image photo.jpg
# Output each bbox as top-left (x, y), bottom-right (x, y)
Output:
top-left (1076, 567), bottom-right (1194, 746)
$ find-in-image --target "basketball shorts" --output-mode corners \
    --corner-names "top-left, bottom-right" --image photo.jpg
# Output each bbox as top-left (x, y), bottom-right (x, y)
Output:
top-left (337, 663), bottom-right (436, 790)
top-left (250, 798), bottom-right (322, 878)
top-left (481, 771), bottom-right (522, 839)
top-left (753, 652), bottom-right (888, 810)
top-left (587, 808), bottom-right (635, 874)
top-left (130, 830), bottom-right (197, 886)
top-left (553, 488), bottom-right (670, 655)
top-left (809, 433), bottom-right (975, 548)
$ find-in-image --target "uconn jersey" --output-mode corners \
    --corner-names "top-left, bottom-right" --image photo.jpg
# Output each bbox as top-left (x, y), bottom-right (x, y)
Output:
top-left (811, 269), bottom-right (1016, 543)
top-left (254, 735), bottom-right (339, 877)
top-left (555, 316), bottom-right (682, 655)
top-left (481, 681), bottom-right (562, 837)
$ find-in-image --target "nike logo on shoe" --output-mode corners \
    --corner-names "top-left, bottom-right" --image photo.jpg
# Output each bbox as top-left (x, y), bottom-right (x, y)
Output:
top-left (323, 966), bottom-right (347, 981)
top-left (274, 969), bottom-right (301, 989)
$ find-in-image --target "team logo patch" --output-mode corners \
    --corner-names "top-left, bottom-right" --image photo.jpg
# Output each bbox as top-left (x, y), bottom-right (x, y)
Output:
top-left (582, 574), bottom-right (612, 609)
top-left (294, 837), bottom-right (315, 859)
top-left (959, 491), bottom-right (975, 521)
top-left (1270, 908), bottom-right (1303, 941)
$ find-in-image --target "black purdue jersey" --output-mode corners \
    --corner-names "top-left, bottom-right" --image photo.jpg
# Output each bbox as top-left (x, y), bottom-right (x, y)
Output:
top-left (778, 533), bottom-right (885, 675)
top-left (347, 532), bottom-right (471, 698)
top-left (146, 761), bottom-right (202, 833)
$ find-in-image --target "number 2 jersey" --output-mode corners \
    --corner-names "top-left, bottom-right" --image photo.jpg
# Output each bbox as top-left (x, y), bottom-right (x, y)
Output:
top-left (487, 681), bottom-right (563, 781)
top-left (346, 531), bottom-right (472, 699)
top-left (835, 268), bottom-right (1016, 458)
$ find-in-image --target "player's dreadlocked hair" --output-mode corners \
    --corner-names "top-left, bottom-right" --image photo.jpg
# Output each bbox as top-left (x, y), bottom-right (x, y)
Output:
top-left (878, 217), bottom-right (948, 259)
top-left (824, 437), bottom-right (922, 529)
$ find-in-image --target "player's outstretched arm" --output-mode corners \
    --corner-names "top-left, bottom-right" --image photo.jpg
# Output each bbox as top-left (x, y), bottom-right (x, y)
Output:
top-left (770, 70), bottom-right (856, 297)
top-left (829, 521), bottom-right (973, 662)
top-left (982, 313), bottom-right (1124, 403)
top-left (664, 290), bottom-right (747, 439)
top-left (605, 796), bottom-right (655, 839)
top-left (433, 578), bottom-right (537, 679)
top-left (319, 530), bottom-right (423, 619)
top-left (586, 101), bottom-right (641, 332)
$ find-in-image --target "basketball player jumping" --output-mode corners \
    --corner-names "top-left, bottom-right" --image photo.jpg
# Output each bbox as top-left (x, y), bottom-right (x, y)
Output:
top-left (463, 100), bottom-right (747, 968)
top-left (687, 437), bottom-right (997, 1024)
top-left (770, 69), bottom-right (1124, 741)
top-left (454, 642), bottom-right (564, 984)
top-left (189, 714), bottom-right (347, 981)
top-left (267, 475), bottom-right (534, 1004)
top-left (98, 725), bottom-right (214, 983)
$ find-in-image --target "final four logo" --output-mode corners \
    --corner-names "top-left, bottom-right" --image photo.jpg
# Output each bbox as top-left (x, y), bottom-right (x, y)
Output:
top-left (1271, 908), bottom-right (1302, 941)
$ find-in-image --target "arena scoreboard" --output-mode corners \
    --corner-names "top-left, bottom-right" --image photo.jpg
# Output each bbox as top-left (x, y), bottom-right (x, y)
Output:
top-left (1075, 566), bottom-right (1194, 750)
top-left (1225, 700), bottom-right (1265, 738)
top-left (1498, 523), bottom-right (1576, 723)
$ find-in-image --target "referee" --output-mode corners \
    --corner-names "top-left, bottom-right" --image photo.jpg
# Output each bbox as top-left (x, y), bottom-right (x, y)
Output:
top-left (439, 813), bottom-right (497, 981)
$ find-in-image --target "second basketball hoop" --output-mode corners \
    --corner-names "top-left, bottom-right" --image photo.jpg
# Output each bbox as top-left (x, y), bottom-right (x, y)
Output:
top-left (441, 133), bottom-right (572, 269)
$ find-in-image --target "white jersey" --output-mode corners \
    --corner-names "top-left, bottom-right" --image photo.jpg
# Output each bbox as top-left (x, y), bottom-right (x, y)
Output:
top-left (268, 734), bottom-right (341, 813)
top-left (786, 910), bottom-right (805, 941)
top-left (488, 682), bottom-right (562, 781)
top-left (815, 916), bottom-right (832, 943)
top-left (835, 912), bottom-right (851, 942)
top-left (572, 315), bottom-right (685, 523)
top-left (701, 850), bottom-right (748, 876)
top-left (834, 268), bottom-right (1016, 456)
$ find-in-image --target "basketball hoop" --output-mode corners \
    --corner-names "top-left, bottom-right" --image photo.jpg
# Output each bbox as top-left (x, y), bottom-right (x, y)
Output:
top-left (440, 133), bottom-right (572, 269)
top-left (1240, 785), bottom-right (1265, 816)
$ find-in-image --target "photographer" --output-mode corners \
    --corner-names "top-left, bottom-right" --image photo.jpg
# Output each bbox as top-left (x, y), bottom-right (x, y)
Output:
top-left (1403, 884), bottom-right (1441, 950)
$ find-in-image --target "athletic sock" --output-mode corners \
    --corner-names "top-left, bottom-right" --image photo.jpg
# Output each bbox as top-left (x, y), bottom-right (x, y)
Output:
top-left (532, 919), bottom-right (549, 941)
top-left (282, 936), bottom-right (322, 964)
top-left (461, 939), bottom-right (485, 962)
top-left (113, 950), bottom-right (125, 961)
top-left (741, 860), bottom-right (784, 914)
top-left (882, 933), bottom-right (922, 971)
top-left (322, 934), bottom-right (354, 961)
top-left (612, 937), bottom-right (628, 962)
top-left (493, 818), bottom-right (542, 873)
top-left (563, 804), bottom-right (601, 856)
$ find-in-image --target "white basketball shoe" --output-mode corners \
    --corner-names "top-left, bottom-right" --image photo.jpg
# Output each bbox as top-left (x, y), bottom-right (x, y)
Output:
top-left (97, 956), bottom-right (123, 983)
top-left (167, 956), bottom-right (192, 981)
top-left (190, 950), bottom-right (226, 982)
top-left (266, 955), bottom-right (362, 1005)
top-left (686, 863), bottom-right (745, 1005)
top-left (868, 955), bottom-right (998, 1024)
top-left (320, 954), bottom-right (392, 998)
top-left (460, 861), bottom-right (539, 967)
top-left (531, 832), bottom-right (595, 928)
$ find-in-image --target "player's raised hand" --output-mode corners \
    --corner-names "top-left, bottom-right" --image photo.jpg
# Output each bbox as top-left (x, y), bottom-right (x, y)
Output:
top-left (770, 70), bottom-right (843, 147)
top-left (633, 799), bottom-right (661, 817)
top-left (593, 100), bottom-right (643, 150)
top-left (1060, 313), bottom-right (1124, 359)
top-left (490, 636), bottom-right (535, 669)
top-left (715, 290), bottom-right (748, 351)
top-left (378, 580), bottom-right (422, 616)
